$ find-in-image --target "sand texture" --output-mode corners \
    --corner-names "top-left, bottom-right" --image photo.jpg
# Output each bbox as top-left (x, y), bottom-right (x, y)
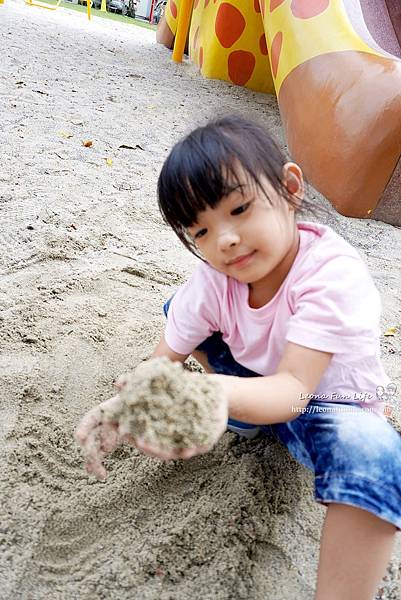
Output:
top-left (1, 1), bottom-right (401, 598)
top-left (110, 358), bottom-right (224, 449)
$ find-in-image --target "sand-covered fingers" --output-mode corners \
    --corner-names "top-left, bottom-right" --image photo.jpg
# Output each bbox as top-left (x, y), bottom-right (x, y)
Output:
top-left (114, 372), bottom-right (130, 391)
top-left (134, 437), bottom-right (210, 461)
top-left (75, 415), bottom-right (108, 479)
top-left (74, 395), bottom-right (125, 479)
top-left (84, 447), bottom-right (108, 480)
top-left (74, 404), bottom-right (103, 448)
top-left (134, 437), bottom-right (182, 461)
top-left (99, 420), bottom-right (120, 452)
top-left (134, 439), bottom-right (216, 461)
top-left (178, 445), bottom-right (211, 459)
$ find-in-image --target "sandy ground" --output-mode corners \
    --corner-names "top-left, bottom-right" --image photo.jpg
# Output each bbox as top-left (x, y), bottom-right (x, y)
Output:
top-left (1, 1), bottom-right (401, 598)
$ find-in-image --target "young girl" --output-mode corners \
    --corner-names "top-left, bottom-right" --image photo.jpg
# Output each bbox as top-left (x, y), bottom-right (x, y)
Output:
top-left (76, 116), bottom-right (401, 600)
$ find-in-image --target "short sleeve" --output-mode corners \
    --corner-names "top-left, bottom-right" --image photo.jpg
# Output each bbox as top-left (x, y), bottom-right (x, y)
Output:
top-left (164, 263), bottom-right (223, 355)
top-left (286, 254), bottom-right (382, 356)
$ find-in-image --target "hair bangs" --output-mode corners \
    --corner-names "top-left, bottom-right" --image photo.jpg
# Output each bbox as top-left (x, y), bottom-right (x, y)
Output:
top-left (158, 129), bottom-right (246, 229)
top-left (157, 115), bottom-right (329, 257)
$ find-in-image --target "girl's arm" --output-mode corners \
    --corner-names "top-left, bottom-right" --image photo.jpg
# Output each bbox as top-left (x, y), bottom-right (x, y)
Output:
top-left (151, 334), bottom-right (189, 363)
top-left (212, 342), bottom-right (333, 425)
top-left (75, 337), bottom-right (332, 476)
top-left (152, 336), bottom-right (333, 425)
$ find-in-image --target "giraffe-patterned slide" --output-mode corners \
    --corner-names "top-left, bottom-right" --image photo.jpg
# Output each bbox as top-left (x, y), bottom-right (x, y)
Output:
top-left (160, 0), bottom-right (401, 226)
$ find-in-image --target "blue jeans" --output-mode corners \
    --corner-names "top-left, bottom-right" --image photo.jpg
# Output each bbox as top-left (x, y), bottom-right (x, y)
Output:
top-left (163, 298), bottom-right (401, 531)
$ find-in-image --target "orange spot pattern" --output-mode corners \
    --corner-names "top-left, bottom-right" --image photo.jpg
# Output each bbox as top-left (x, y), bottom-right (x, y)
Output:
top-left (270, 0), bottom-right (286, 11)
top-left (170, 0), bottom-right (177, 18)
top-left (228, 51), bottom-right (256, 86)
top-left (259, 34), bottom-right (268, 55)
top-left (271, 31), bottom-right (283, 77)
top-left (199, 46), bottom-right (204, 68)
top-left (215, 4), bottom-right (246, 48)
top-left (290, 0), bottom-right (330, 19)
top-left (178, 0), bottom-right (274, 92)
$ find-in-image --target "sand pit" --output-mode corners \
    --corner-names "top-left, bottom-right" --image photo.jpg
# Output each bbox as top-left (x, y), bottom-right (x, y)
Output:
top-left (1, 1), bottom-right (401, 598)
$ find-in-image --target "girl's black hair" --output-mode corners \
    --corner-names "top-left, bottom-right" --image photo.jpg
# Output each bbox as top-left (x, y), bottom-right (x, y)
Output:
top-left (157, 115), bottom-right (324, 257)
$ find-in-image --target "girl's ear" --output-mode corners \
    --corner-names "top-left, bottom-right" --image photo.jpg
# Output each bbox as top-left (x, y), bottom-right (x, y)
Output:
top-left (282, 162), bottom-right (304, 206)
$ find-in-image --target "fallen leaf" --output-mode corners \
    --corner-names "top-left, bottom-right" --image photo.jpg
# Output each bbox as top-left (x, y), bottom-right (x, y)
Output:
top-left (119, 144), bottom-right (144, 150)
top-left (60, 131), bottom-right (73, 139)
top-left (384, 327), bottom-right (397, 337)
top-left (82, 140), bottom-right (93, 147)
top-left (106, 158), bottom-right (113, 166)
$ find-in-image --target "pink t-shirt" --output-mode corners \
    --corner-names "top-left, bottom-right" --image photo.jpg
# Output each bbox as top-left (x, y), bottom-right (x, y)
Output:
top-left (165, 221), bottom-right (390, 419)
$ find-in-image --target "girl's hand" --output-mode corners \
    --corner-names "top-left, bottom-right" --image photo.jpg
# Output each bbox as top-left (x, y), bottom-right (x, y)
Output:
top-left (74, 394), bottom-right (136, 481)
top-left (114, 370), bottom-right (229, 462)
top-left (75, 374), bottom-right (229, 477)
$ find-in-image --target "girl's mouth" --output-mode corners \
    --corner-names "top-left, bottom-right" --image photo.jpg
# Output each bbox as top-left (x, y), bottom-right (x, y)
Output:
top-left (227, 251), bottom-right (256, 268)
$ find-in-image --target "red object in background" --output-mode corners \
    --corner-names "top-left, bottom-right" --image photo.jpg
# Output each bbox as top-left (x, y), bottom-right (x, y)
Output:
top-left (149, 0), bottom-right (156, 22)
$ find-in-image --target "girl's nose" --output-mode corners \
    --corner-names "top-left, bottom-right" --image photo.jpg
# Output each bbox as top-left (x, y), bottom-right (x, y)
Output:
top-left (217, 228), bottom-right (240, 251)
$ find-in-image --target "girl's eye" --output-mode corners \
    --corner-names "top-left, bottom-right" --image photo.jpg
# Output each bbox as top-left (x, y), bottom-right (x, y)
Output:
top-left (231, 202), bottom-right (251, 216)
top-left (194, 228), bottom-right (207, 240)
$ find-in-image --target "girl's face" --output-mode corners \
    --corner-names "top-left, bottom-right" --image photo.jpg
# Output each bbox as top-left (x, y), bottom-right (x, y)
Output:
top-left (187, 163), bottom-right (304, 293)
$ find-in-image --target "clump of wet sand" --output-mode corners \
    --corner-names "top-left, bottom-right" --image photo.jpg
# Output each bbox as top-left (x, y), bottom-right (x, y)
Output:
top-left (108, 357), bottom-right (225, 449)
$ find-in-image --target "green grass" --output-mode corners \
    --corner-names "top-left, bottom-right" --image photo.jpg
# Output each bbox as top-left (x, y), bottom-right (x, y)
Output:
top-left (29, 0), bottom-right (157, 29)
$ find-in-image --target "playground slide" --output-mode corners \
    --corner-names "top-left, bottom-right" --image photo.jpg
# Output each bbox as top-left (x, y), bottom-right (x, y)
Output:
top-left (161, 0), bottom-right (401, 225)
top-left (163, 0), bottom-right (275, 93)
